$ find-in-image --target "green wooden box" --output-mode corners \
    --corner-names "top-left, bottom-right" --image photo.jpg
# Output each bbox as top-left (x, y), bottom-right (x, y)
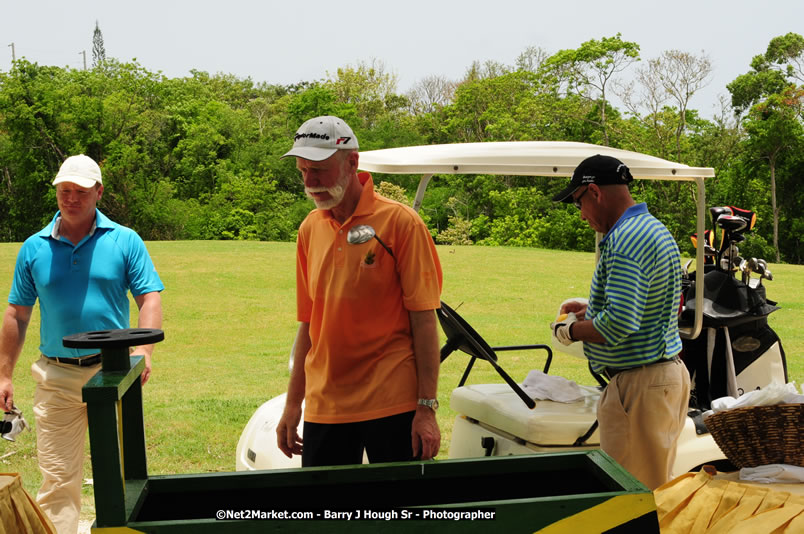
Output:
top-left (94, 450), bottom-right (657, 533)
top-left (77, 332), bottom-right (657, 533)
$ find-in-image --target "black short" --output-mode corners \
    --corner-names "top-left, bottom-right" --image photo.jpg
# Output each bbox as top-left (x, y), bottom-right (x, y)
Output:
top-left (302, 411), bottom-right (416, 467)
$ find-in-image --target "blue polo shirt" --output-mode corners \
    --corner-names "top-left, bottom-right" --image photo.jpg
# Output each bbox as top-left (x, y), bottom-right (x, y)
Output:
top-left (9, 210), bottom-right (164, 358)
top-left (584, 203), bottom-right (682, 371)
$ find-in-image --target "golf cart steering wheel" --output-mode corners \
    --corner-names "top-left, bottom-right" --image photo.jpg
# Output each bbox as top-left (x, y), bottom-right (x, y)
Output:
top-left (438, 301), bottom-right (607, 388)
top-left (437, 301), bottom-right (555, 410)
top-left (438, 301), bottom-right (500, 364)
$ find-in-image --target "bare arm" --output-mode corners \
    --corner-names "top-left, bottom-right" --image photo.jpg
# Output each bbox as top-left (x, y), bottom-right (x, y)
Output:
top-left (409, 309), bottom-right (441, 460)
top-left (276, 322), bottom-right (311, 458)
top-left (0, 304), bottom-right (33, 411)
top-left (568, 319), bottom-right (608, 344)
top-left (133, 291), bottom-right (163, 385)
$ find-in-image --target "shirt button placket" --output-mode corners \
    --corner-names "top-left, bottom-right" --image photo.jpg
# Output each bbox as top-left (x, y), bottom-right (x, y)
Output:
top-left (335, 227), bottom-right (346, 267)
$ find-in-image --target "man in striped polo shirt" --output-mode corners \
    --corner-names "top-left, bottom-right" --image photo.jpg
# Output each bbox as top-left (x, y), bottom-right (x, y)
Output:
top-left (550, 154), bottom-right (690, 490)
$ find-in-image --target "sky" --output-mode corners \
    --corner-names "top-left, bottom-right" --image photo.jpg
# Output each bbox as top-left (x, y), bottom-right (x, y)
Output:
top-left (2, 0), bottom-right (803, 118)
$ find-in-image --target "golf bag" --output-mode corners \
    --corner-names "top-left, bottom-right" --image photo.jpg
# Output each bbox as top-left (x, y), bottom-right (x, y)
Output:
top-left (679, 207), bottom-right (786, 411)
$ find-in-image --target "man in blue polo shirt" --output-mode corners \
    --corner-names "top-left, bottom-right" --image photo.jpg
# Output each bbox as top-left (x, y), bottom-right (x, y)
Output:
top-left (0, 154), bottom-right (164, 533)
top-left (550, 154), bottom-right (690, 490)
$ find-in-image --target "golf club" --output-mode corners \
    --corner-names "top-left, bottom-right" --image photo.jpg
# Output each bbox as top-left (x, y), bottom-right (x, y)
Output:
top-left (753, 258), bottom-right (773, 286)
top-left (759, 259), bottom-right (773, 283)
top-left (716, 215), bottom-right (748, 272)
top-left (738, 258), bottom-right (751, 285)
top-left (347, 224), bottom-right (395, 259)
top-left (683, 259), bottom-right (693, 277)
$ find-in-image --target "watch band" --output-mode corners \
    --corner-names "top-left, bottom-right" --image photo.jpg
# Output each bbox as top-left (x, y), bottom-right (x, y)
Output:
top-left (417, 398), bottom-right (439, 411)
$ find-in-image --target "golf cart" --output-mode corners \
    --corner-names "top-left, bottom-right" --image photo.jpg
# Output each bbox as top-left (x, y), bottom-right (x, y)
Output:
top-left (236, 141), bottom-right (786, 476)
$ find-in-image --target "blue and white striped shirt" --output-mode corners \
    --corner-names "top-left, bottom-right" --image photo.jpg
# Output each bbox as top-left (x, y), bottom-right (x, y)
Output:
top-left (585, 203), bottom-right (682, 371)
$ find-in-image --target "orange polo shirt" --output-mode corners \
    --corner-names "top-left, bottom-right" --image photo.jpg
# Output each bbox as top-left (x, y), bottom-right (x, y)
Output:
top-left (296, 173), bottom-right (443, 424)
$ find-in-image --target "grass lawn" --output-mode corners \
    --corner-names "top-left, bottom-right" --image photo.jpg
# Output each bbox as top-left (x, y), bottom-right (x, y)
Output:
top-left (1, 241), bottom-right (801, 520)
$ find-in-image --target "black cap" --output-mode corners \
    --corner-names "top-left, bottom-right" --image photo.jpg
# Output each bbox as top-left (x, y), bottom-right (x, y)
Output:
top-left (552, 154), bottom-right (634, 203)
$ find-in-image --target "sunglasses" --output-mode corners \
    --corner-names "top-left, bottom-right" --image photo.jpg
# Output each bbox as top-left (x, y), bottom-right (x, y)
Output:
top-left (573, 187), bottom-right (589, 209)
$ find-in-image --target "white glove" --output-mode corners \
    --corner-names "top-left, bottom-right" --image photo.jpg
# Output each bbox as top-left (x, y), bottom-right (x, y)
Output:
top-left (550, 312), bottom-right (577, 346)
top-left (1, 405), bottom-right (29, 442)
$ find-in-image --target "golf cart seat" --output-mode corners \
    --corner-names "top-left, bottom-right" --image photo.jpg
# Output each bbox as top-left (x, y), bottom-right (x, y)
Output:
top-left (450, 383), bottom-right (601, 448)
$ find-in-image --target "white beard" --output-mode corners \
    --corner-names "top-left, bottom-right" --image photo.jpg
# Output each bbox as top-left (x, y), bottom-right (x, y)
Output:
top-left (305, 171), bottom-right (350, 210)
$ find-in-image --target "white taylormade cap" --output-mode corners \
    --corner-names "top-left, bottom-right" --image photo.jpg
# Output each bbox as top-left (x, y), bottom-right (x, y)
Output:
top-left (52, 154), bottom-right (103, 188)
top-left (281, 116), bottom-right (358, 161)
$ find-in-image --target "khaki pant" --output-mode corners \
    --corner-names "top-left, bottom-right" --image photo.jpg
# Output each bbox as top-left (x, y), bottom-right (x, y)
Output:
top-left (31, 356), bottom-right (100, 534)
top-left (598, 358), bottom-right (690, 490)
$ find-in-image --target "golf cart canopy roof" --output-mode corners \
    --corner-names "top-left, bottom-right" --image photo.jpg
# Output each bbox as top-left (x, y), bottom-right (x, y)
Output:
top-left (358, 140), bottom-right (714, 341)
top-left (359, 141), bottom-right (715, 181)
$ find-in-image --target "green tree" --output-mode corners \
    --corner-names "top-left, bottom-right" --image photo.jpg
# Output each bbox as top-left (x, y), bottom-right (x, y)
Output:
top-left (728, 33), bottom-right (804, 261)
top-left (324, 59), bottom-right (405, 128)
top-left (442, 70), bottom-right (568, 142)
top-left (0, 61), bottom-right (76, 238)
top-left (727, 32), bottom-right (803, 114)
top-left (541, 33), bottom-right (640, 145)
top-left (763, 32), bottom-right (804, 84)
top-left (742, 87), bottom-right (804, 261)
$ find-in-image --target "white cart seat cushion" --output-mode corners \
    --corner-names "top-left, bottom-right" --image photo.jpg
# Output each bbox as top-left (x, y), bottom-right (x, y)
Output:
top-left (450, 383), bottom-right (601, 446)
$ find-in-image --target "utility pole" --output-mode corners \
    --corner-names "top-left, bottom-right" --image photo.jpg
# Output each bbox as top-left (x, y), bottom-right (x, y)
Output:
top-left (80, 50), bottom-right (86, 70)
top-left (8, 42), bottom-right (14, 63)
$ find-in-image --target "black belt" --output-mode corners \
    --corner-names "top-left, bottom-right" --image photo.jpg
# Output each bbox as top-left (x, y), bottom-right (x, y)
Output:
top-left (603, 355), bottom-right (679, 380)
top-left (46, 354), bottom-right (101, 367)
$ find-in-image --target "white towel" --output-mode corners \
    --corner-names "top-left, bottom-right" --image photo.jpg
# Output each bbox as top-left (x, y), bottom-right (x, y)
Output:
top-left (709, 382), bottom-right (803, 414)
top-left (520, 370), bottom-right (599, 403)
top-left (740, 464), bottom-right (804, 484)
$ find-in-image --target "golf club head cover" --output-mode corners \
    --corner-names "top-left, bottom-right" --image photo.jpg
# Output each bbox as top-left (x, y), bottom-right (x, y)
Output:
top-left (729, 206), bottom-right (757, 230)
top-left (690, 229), bottom-right (715, 248)
top-left (691, 230), bottom-right (716, 264)
top-left (709, 206), bottom-right (732, 226)
top-left (709, 206), bottom-right (732, 250)
top-left (550, 312), bottom-right (577, 346)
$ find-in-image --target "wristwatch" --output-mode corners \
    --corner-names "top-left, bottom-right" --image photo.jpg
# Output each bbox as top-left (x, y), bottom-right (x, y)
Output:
top-left (417, 398), bottom-right (439, 411)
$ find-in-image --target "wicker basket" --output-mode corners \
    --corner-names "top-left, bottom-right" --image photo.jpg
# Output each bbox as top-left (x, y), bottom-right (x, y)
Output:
top-left (704, 403), bottom-right (804, 468)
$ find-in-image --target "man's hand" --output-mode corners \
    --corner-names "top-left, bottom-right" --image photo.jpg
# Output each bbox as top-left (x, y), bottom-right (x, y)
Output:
top-left (411, 407), bottom-right (440, 460)
top-left (550, 312), bottom-right (578, 346)
top-left (130, 352), bottom-right (152, 385)
top-left (276, 403), bottom-right (304, 459)
top-left (141, 354), bottom-right (152, 385)
top-left (560, 300), bottom-right (587, 320)
top-left (0, 378), bottom-right (13, 412)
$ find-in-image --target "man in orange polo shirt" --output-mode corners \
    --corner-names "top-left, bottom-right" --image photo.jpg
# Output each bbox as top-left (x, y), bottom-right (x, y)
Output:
top-left (276, 116), bottom-right (443, 466)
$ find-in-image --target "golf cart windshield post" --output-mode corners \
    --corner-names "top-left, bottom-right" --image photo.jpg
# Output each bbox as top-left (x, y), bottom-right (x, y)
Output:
top-left (413, 174), bottom-right (433, 213)
top-left (688, 176), bottom-right (706, 340)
